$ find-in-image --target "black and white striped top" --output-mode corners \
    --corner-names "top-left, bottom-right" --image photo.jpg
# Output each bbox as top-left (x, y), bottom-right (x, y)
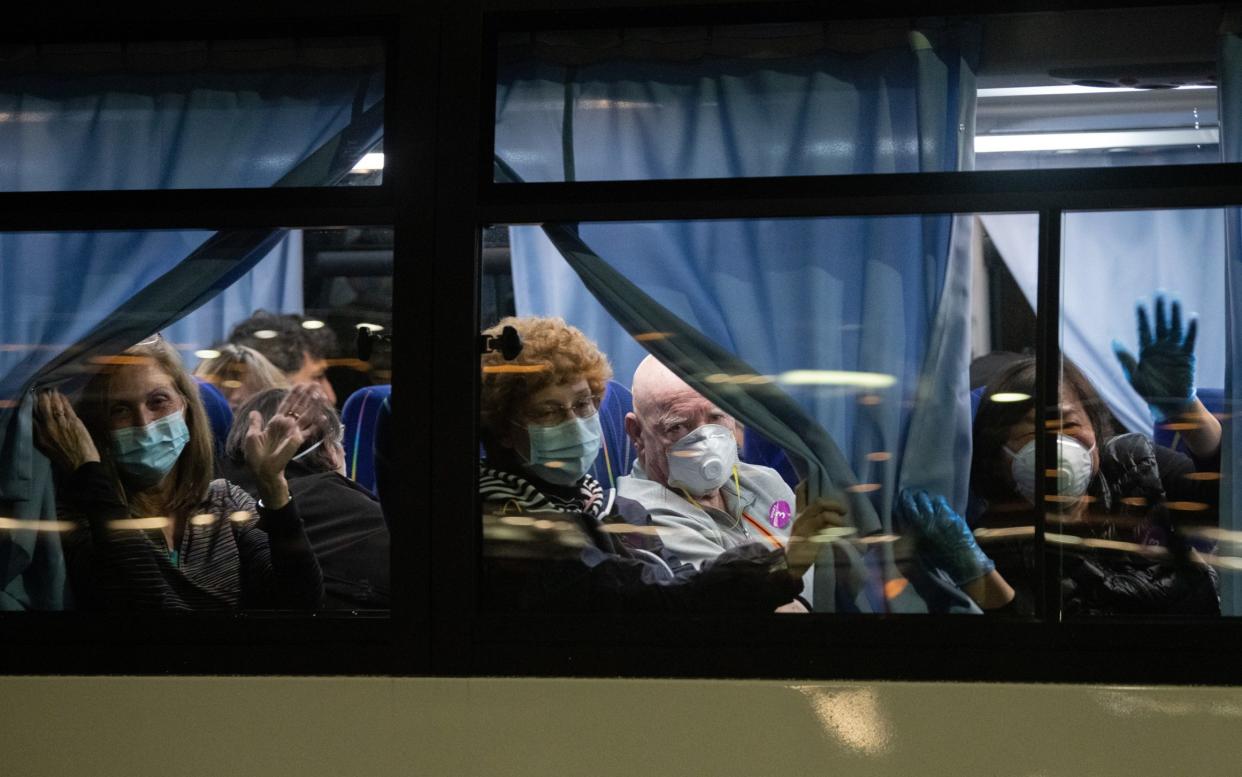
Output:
top-left (63, 462), bottom-right (322, 612)
top-left (479, 464), bottom-right (605, 519)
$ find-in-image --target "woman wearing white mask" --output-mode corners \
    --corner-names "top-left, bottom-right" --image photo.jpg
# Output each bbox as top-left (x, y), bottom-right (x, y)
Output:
top-left (479, 316), bottom-right (818, 613)
top-left (970, 344), bottom-right (1221, 617)
top-left (33, 336), bottom-right (322, 611)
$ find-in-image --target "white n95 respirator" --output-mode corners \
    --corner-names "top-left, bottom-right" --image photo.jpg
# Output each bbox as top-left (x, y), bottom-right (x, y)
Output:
top-left (666, 424), bottom-right (739, 497)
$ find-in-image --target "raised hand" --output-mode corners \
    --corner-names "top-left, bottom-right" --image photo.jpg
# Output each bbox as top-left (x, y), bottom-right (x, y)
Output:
top-left (33, 389), bottom-right (100, 472)
top-left (1112, 293), bottom-right (1197, 419)
top-left (244, 385), bottom-right (322, 508)
top-left (895, 488), bottom-right (994, 586)
top-left (786, 481), bottom-right (848, 579)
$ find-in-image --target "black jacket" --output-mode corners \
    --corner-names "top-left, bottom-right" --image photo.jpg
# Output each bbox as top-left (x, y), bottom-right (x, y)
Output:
top-left (985, 433), bottom-right (1220, 617)
top-left (221, 458), bottom-right (390, 610)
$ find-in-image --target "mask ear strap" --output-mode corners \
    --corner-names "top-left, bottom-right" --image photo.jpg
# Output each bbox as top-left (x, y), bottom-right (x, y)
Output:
top-left (291, 438), bottom-right (324, 462)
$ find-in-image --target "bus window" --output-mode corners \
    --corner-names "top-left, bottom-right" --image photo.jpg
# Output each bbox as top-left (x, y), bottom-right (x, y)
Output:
top-left (495, 7), bottom-right (1221, 183)
top-left (0, 37), bottom-right (384, 193)
top-left (0, 225), bottom-right (391, 615)
top-left (1047, 208), bottom-right (1229, 618)
top-left (477, 213), bottom-right (1040, 617)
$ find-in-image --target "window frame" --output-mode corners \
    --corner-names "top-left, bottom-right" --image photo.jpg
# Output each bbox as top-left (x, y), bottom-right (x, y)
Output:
top-left (4, 0), bottom-right (1242, 684)
top-left (446, 0), bottom-right (1242, 685)
top-left (0, 8), bottom-right (430, 676)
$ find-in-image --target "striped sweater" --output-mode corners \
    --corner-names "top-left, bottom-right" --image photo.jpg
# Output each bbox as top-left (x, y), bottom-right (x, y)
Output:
top-left (63, 462), bottom-right (323, 611)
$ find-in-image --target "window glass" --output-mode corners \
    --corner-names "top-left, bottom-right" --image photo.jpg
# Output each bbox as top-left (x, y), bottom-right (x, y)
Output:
top-left (0, 226), bottom-right (392, 614)
top-left (478, 214), bottom-right (1037, 616)
top-left (494, 5), bottom-right (1224, 182)
top-left (0, 37), bottom-right (384, 191)
top-left (1049, 208), bottom-right (1231, 618)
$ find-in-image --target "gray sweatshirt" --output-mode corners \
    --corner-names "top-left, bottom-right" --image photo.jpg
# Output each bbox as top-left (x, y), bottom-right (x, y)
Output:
top-left (618, 459), bottom-right (797, 570)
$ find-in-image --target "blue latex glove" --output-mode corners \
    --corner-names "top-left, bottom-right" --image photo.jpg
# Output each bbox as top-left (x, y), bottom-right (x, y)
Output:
top-left (895, 488), bottom-right (994, 586)
top-left (1112, 293), bottom-right (1197, 420)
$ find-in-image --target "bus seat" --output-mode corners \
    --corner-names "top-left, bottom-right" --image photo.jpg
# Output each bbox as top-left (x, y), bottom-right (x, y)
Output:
top-left (194, 378), bottom-right (233, 458)
top-left (343, 384), bottom-right (392, 494)
top-left (588, 379), bottom-right (635, 489)
top-left (740, 429), bottom-right (798, 489)
top-left (373, 393), bottom-right (394, 529)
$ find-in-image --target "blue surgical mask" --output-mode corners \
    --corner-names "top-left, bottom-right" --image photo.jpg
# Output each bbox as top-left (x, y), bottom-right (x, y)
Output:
top-left (520, 413), bottom-right (603, 486)
top-left (111, 410), bottom-right (191, 487)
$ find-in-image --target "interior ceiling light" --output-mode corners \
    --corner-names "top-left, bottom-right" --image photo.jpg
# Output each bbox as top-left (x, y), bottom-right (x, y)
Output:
top-left (976, 127), bottom-right (1218, 153)
top-left (351, 152), bottom-right (385, 172)
top-left (978, 84), bottom-right (1215, 98)
top-left (777, 370), bottom-right (897, 389)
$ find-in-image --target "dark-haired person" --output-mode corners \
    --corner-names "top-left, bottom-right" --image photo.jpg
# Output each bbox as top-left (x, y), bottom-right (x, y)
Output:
top-left (223, 388), bottom-right (390, 610)
top-left (229, 309), bottom-right (338, 405)
top-left (479, 315), bottom-right (841, 613)
top-left (34, 336), bottom-right (323, 611)
top-left (970, 299), bottom-right (1221, 616)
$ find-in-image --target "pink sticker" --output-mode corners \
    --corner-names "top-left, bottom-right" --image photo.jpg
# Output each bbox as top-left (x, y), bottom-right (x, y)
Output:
top-left (768, 500), bottom-right (792, 530)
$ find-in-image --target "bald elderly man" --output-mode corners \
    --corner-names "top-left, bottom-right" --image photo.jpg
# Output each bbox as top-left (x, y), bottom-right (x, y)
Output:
top-left (618, 355), bottom-right (799, 570)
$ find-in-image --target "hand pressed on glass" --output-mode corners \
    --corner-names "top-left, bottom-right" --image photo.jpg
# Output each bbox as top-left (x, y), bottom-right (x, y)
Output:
top-left (786, 483), bottom-right (847, 579)
top-left (1112, 292), bottom-right (1198, 419)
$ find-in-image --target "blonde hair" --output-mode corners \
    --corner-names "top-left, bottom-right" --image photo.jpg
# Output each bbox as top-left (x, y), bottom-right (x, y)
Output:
top-left (479, 316), bottom-right (612, 445)
top-left (76, 337), bottom-right (214, 520)
top-left (193, 343), bottom-right (289, 408)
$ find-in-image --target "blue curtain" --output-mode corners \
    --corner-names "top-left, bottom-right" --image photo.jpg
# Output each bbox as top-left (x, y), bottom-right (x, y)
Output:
top-left (164, 231), bottom-right (305, 364)
top-left (498, 25), bottom-right (979, 612)
top-left (980, 208), bottom-right (1227, 438)
top-left (0, 65), bottom-right (383, 610)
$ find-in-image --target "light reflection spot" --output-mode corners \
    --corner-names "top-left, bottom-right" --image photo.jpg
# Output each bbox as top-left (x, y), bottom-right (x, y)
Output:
top-left (846, 483), bottom-right (881, 493)
top-left (989, 392), bottom-right (1031, 403)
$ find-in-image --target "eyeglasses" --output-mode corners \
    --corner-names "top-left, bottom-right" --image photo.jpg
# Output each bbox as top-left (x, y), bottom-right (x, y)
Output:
top-left (523, 395), bottom-right (601, 427)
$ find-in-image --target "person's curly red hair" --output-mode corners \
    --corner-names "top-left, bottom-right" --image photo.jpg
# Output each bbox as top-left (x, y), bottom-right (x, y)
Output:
top-left (479, 316), bottom-right (612, 446)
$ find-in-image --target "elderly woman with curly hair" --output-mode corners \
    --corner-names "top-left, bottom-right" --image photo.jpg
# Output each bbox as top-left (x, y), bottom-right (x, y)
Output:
top-left (34, 336), bottom-right (323, 611)
top-left (479, 316), bottom-right (829, 613)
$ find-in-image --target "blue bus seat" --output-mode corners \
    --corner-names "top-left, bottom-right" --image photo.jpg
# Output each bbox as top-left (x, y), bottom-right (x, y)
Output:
top-left (588, 380), bottom-right (635, 489)
top-left (970, 385), bottom-right (985, 420)
top-left (194, 377), bottom-right (233, 459)
top-left (373, 393), bottom-right (394, 528)
top-left (343, 384), bottom-right (392, 494)
top-left (740, 429), bottom-right (799, 489)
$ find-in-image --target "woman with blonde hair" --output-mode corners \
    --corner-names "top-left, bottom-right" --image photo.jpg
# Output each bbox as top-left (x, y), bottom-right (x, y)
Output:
top-left (34, 335), bottom-right (322, 611)
top-left (193, 343), bottom-right (289, 411)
